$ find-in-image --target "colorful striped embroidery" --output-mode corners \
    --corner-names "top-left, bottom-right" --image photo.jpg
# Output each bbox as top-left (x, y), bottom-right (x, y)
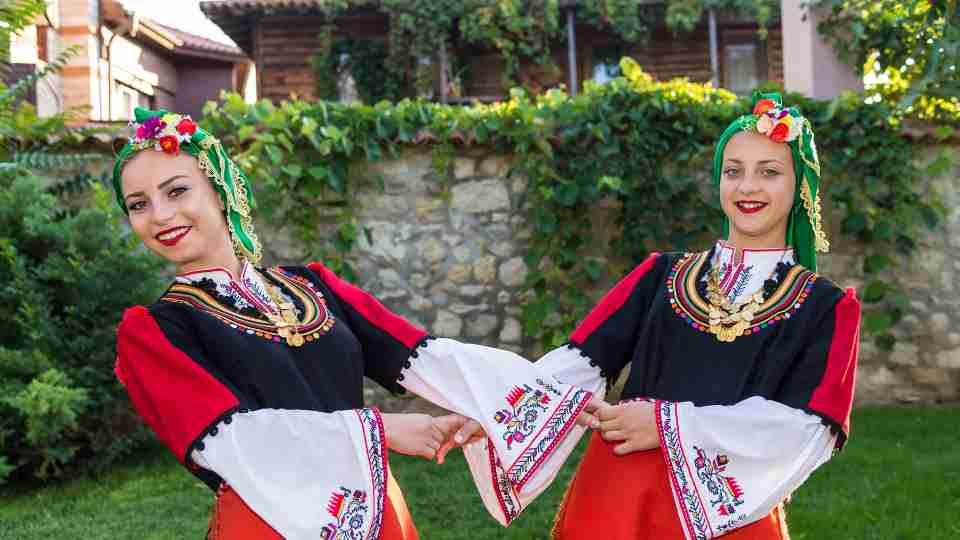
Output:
top-left (656, 400), bottom-right (713, 540)
top-left (162, 267), bottom-right (336, 344)
top-left (667, 252), bottom-right (816, 338)
top-left (356, 408), bottom-right (387, 540)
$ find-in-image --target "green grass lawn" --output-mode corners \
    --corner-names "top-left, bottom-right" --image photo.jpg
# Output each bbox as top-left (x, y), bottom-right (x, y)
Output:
top-left (1, 405), bottom-right (958, 540)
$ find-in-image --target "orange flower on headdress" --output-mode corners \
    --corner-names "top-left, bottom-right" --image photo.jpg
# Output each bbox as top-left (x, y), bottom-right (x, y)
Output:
top-left (752, 99), bottom-right (776, 116)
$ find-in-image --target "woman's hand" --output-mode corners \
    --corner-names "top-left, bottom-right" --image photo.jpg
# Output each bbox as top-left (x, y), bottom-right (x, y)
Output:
top-left (597, 400), bottom-right (660, 455)
top-left (436, 394), bottom-right (610, 461)
top-left (381, 413), bottom-right (464, 461)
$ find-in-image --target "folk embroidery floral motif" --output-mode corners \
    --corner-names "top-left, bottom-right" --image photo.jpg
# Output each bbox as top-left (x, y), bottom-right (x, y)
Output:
top-left (494, 383), bottom-right (558, 450)
top-left (693, 446), bottom-right (745, 518)
top-left (321, 487), bottom-right (368, 540)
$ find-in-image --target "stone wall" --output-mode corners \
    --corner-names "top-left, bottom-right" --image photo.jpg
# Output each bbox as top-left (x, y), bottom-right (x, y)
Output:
top-left (261, 145), bottom-right (960, 409)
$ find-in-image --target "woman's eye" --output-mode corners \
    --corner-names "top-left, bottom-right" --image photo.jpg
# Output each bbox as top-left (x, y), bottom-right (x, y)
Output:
top-left (127, 201), bottom-right (146, 212)
top-left (169, 187), bottom-right (188, 198)
top-left (724, 168), bottom-right (740, 177)
top-left (763, 169), bottom-right (781, 177)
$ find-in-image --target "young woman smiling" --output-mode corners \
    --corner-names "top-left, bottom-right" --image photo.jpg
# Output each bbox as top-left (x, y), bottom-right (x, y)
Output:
top-left (454, 92), bottom-right (859, 539)
top-left (112, 108), bottom-right (603, 540)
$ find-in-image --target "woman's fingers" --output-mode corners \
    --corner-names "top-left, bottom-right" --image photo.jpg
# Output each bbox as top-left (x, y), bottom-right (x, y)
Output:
top-left (601, 429), bottom-right (627, 442)
top-left (454, 419), bottom-right (484, 445)
top-left (599, 415), bottom-right (622, 432)
top-left (612, 440), bottom-right (636, 456)
top-left (575, 410), bottom-right (600, 429)
top-left (433, 414), bottom-right (467, 438)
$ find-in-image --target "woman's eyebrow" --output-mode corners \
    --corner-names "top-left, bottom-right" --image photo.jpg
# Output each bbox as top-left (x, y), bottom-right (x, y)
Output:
top-left (157, 175), bottom-right (188, 190)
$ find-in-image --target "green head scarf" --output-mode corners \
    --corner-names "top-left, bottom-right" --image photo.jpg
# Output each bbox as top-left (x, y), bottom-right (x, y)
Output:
top-left (712, 92), bottom-right (829, 271)
top-left (112, 107), bottom-right (261, 263)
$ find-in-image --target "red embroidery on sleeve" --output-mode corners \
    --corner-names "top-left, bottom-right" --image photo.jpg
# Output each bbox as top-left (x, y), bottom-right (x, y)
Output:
top-left (117, 306), bottom-right (239, 463)
top-left (570, 253), bottom-right (660, 344)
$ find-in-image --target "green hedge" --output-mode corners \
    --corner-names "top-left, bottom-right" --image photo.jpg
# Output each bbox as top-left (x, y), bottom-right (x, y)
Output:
top-left (201, 58), bottom-right (952, 351)
top-left (0, 169), bottom-right (167, 483)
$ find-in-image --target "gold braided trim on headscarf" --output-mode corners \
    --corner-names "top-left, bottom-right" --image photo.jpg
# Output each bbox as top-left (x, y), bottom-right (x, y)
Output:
top-left (798, 118), bottom-right (821, 177)
top-left (800, 181), bottom-right (830, 253)
top-left (197, 136), bottom-right (262, 263)
top-left (796, 118), bottom-right (828, 253)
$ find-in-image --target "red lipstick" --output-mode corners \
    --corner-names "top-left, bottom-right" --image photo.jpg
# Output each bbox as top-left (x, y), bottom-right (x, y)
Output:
top-left (155, 226), bottom-right (192, 247)
top-left (735, 201), bottom-right (767, 215)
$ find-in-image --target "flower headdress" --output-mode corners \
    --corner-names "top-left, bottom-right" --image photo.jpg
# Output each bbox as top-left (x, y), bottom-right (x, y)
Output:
top-left (712, 92), bottom-right (829, 270)
top-left (112, 107), bottom-right (261, 263)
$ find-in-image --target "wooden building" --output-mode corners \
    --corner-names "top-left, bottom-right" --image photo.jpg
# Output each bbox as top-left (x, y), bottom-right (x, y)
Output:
top-left (8, 0), bottom-right (254, 123)
top-left (200, 0), bottom-right (784, 104)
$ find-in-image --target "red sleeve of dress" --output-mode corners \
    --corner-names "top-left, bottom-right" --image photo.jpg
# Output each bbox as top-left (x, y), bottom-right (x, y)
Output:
top-left (807, 287), bottom-right (860, 444)
top-left (570, 252), bottom-right (661, 344)
top-left (567, 253), bottom-right (662, 380)
top-left (115, 306), bottom-right (239, 463)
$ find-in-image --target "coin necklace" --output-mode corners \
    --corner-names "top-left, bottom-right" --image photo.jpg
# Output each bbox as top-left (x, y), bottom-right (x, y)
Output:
top-left (704, 251), bottom-right (786, 343)
top-left (258, 270), bottom-right (306, 347)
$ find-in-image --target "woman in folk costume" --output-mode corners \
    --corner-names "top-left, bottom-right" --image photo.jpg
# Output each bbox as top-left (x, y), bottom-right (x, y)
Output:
top-left (482, 92), bottom-right (857, 538)
top-left (112, 107), bottom-right (603, 540)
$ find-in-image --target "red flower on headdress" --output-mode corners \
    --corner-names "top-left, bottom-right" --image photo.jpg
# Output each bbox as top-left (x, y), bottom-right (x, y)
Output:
top-left (158, 135), bottom-right (180, 155)
top-left (769, 123), bottom-right (789, 143)
top-left (176, 118), bottom-right (198, 136)
top-left (752, 99), bottom-right (776, 116)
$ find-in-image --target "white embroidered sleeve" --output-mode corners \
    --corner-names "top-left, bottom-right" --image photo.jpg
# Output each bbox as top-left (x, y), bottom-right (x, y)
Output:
top-left (398, 338), bottom-right (594, 526)
top-left (191, 408), bottom-right (388, 540)
top-left (535, 344), bottom-right (606, 394)
top-left (655, 396), bottom-right (836, 539)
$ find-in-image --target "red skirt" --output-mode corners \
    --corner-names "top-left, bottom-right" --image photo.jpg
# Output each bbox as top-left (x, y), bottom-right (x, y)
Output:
top-left (552, 432), bottom-right (790, 540)
top-left (207, 471), bottom-right (419, 540)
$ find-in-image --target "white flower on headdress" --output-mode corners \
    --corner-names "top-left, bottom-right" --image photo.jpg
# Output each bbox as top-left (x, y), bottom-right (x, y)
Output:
top-left (756, 114), bottom-right (775, 135)
top-left (786, 116), bottom-right (802, 141)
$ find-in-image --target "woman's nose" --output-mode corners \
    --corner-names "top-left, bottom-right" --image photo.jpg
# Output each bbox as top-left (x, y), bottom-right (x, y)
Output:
top-left (151, 201), bottom-right (176, 224)
top-left (736, 172), bottom-right (761, 194)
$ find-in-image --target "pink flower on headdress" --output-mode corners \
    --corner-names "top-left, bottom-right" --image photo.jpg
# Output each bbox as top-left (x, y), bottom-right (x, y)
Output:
top-left (140, 116), bottom-right (164, 140)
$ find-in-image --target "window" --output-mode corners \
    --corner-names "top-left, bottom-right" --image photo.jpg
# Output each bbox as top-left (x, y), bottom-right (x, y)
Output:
top-left (114, 84), bottom-right (137, 121)
top-left (723, 43), bottom-right (759, 95)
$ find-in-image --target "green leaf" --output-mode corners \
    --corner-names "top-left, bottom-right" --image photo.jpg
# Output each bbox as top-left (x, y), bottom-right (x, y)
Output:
top-left (584, 259), bottom-right (603, 281)
top-left (237, 125), bottom-right (256, 140)
top-left (863, 254), bottom-right (892, 274)
top-left (843, 212), bottom-right (868, 234)
top-left (863, 310), bottom-right (894, 333)
top-left (264, 145), bottom-right (283, 166)
top-left (863, 280), bottom-right (888, 303)
top-left (554, 183), bottom-right (579, 206)
top-left (282, 164), bottom-right (303, 177)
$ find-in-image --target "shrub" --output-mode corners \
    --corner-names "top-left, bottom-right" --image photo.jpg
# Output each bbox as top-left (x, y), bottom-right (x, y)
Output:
top-left (0, 169), bottom-right (166, 483)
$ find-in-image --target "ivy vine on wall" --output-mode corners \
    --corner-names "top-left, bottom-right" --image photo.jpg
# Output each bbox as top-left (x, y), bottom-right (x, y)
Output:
top-left (304, 0), bottom-right (778, 101)
top-left (202, 58), bottom-right (949, 351)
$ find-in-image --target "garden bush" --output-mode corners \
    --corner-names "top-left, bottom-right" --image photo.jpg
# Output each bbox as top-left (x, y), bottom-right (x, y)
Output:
top-left (0, 169), bottom-right (166, 483)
